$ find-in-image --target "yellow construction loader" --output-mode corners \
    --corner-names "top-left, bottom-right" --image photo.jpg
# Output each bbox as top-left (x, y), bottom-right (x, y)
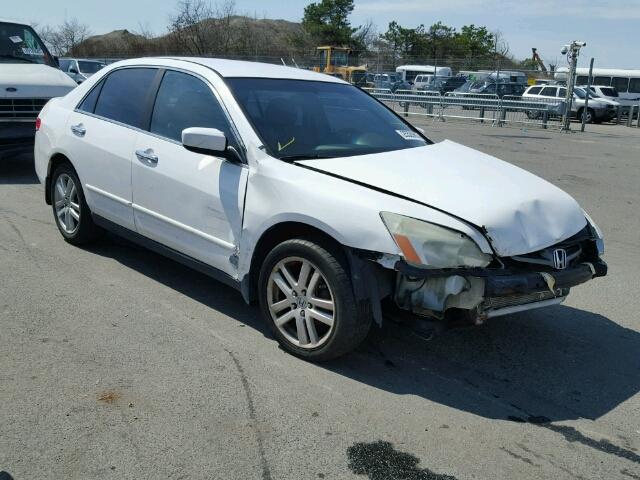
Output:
top-left (313, 46), bottom-right (367, 85)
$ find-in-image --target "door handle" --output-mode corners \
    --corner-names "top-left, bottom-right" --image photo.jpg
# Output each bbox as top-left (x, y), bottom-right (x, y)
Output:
top-left (70, 123), bottom-right (86, 137)
top-left (135, 148), bottom-right (159, 165)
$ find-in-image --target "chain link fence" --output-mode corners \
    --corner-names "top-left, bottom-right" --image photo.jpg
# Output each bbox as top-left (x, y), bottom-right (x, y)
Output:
top-left (364, 88), bottom-right (566, 129)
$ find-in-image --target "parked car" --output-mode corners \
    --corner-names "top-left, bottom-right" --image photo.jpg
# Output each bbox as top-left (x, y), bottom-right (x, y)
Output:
top-left (372, 72), bottom-right (399, 90)
top-left (34, 57), bottom-right (607, 361)
top-left (522, 85), bottom-right (618, 123)
top-left (423, 76), bottom-right (467, 94)
top-left (59, 58), bottom-right (106, 84)
top-left (0, 19), bottom-right (76, 159)
top-left (412, 74), bottom-right (435, 90)
top-left (469, 81), bottom-right (526, 98)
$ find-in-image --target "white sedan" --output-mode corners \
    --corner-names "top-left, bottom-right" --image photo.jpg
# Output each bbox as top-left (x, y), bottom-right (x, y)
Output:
top-left (34, 57), bottom-right (607, 361)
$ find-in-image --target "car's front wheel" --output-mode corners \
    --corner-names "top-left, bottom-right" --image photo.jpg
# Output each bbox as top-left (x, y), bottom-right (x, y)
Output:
top-left (51, 163), bottom-right (101, 245)
top-left (258, 238), bottom-right (371, 361)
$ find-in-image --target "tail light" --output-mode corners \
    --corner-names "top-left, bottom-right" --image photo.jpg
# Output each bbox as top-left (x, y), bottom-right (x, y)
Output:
top-left (35, 117), bottom-right (41, 131)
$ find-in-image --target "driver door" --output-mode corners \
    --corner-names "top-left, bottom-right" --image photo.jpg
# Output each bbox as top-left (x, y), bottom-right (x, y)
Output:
top-left (131, 69), bottom-right (248, 277)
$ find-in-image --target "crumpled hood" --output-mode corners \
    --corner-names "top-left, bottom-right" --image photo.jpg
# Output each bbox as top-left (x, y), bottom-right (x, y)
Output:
top-left (0, 64), bottom-right (76, 98)
top-left (298, 140), bottom-right (587, 257)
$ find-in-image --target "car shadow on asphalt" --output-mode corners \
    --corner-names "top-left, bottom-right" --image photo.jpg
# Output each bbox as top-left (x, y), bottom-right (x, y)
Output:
top-left (329, 306), bottom-right (640, 425)
top-left (0, 154), bottom-right (38, 185)
top-left (85, 232), bottom-right (269, 334)
top-left (84, 232), bottom-right (639, 427)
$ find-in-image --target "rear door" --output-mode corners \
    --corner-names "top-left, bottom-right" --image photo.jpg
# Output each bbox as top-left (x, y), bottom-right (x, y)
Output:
top-left (131, 69), bottom-right (248, 276)
top-left (65, 67), bottom-right (159, 230)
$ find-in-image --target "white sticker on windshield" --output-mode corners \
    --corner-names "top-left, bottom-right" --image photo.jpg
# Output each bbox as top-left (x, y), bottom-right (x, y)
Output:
top-left (395, 129), bottom-right (422, 141)
top-left (9, 35), bottom-right (23, 43)
top-left (22, 47), bottom-right (44, 56)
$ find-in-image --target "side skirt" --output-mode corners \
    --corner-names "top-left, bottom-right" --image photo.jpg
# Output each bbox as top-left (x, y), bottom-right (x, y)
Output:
top-left (92, 214), bottom-right (243, 293)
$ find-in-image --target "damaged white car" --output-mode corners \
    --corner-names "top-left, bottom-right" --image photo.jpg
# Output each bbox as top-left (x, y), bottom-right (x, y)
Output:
top-left (34, 58), bottom-right (607, 361)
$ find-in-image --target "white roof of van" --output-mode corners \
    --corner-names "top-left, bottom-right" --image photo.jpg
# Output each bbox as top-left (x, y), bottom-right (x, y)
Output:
top-left (0, 18), bottom-right (30, 26)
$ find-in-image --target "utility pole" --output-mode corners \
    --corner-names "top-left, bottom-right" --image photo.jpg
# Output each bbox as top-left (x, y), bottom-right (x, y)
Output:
top-left (581, 57), bottom-right (594, 132)
top-left (561, 40), bottom-right (586, 131)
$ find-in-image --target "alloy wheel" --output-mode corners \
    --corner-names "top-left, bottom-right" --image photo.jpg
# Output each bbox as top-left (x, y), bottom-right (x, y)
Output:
top-left (267, 256), bottom-right (335, 349)
top-left (53, 173), bottom-right (80, 235)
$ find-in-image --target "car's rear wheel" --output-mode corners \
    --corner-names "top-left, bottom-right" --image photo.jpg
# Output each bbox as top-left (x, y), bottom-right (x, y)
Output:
top-left (51, 163), bottom-right (101, 245)
top-left (577, 107), bottom-right (594, 124)
top-left (258, 238), bottom-right (371, 361)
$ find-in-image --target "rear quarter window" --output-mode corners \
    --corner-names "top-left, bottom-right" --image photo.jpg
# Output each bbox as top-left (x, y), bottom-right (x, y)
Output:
top-left (526, 86), bottom-right (542, 95)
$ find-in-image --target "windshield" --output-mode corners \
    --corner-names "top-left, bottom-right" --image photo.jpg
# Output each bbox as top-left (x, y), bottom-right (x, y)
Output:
top-left (78, 61), bottom-right (105, 74)
top-left (226, 78), bottom-right (428, 160)
top-left (574, 88), bottom-right (589, 99)
top-left (0, 22), bottom-right (56, 66)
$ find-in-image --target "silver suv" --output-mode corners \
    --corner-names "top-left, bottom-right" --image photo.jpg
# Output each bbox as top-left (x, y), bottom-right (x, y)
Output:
top-left (523, 85), bottom-right (617, 123)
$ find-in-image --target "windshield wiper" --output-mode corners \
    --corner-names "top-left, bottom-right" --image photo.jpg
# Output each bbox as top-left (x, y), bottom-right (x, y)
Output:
top-left (0, 54), bottom-right (37, 64)
top-left (279, 154), bottom-right (335, 162)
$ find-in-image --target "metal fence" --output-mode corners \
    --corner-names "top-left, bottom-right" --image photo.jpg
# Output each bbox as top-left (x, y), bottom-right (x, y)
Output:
top-left (364, 88), bottom-right (566, 129)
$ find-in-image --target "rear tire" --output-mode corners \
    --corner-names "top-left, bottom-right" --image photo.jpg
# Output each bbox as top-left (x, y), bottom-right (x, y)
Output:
top-left (51, 163), bottom-right (101, 245)
top-left (258, 238), bottom-right (371, 361)
top-left (577, 107), bottom-right (594, 124)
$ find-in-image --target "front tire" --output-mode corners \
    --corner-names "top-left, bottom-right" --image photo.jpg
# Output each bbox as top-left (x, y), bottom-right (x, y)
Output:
top-left (258, 238), bottom-right (371, 361)
top-left (51, 163), bottom-right (101, 245)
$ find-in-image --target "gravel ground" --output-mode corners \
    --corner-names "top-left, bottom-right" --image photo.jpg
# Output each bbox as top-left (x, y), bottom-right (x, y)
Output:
top-left (1, 120), bottom-right (639, 480)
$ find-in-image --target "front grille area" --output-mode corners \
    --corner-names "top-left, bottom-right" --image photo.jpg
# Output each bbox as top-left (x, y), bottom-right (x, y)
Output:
top-left (508, 225), bottom-right (596, 271)
top-left (0, 98), bottom-right (48, 120)
top-left (484, 288), bottom-right (569, 310)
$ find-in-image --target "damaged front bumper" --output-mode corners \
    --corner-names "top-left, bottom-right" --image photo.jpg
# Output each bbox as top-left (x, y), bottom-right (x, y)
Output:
top-left (393, 258), bottom-right (607, 321)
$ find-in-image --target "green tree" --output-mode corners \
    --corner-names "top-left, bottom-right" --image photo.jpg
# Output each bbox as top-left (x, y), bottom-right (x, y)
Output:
top-left (424, 21), bottom-right (456, 60)
top-left (302, 0), bottom-right (357, 47)
top-left (381, 21), bottom-right (426, 58)
top-left (455, 24), bottom-right (494, 58)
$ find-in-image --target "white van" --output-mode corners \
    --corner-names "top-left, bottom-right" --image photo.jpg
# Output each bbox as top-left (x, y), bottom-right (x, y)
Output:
top-left (396, 65), bottom-right (453, 84)
top-left (556, 67), bottom-right (640, 108)
top-left (1, 19), bottom-right (77, 158)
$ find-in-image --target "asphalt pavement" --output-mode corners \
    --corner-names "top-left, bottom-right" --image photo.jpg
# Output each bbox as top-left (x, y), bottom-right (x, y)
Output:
top-left (1, 121), bottom-right (639, 480)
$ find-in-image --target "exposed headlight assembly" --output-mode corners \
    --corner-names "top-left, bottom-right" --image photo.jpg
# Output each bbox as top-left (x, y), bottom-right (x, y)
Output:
top-left (380, 212), bottom-right (492, 269)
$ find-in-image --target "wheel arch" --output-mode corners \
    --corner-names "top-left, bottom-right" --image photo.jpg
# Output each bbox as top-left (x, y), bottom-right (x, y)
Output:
top-left (244, 221), bottom-right (347, 303)
top-left (45, 152), bottom-right (76, 205)
top-left (243, 220), bottom-right (393, 326)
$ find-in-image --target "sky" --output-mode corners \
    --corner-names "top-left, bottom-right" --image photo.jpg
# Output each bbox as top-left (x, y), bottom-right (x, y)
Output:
top-left (5, 0), bottom-right (640, 69)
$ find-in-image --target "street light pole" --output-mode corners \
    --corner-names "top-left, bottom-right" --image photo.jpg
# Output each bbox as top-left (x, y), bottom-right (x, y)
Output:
top-left (561, 41), bottom-right (586, 132)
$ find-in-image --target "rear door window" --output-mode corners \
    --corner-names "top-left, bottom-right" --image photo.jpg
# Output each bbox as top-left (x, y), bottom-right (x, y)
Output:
top-left (78, 79), bottom-right (105, 113)
top-left (94, 68), bottom-right (158, 129)
top-left (150, 70), bottom-right (236, 146)
top-left (540, 87), bottom-right (557, 97)
top-left (629, 78), bottom-right (640, 94)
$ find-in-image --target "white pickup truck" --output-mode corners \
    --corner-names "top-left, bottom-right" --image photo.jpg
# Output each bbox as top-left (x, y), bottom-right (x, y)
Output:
top-left (1, 19), bottom-right (76, 158)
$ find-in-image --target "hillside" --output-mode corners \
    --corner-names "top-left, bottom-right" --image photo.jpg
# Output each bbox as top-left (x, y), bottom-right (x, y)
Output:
top-left (72, 16), bottom-right (304, 59)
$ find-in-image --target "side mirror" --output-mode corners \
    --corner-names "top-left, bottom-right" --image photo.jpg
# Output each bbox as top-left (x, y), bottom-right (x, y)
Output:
top-left (69, 68), bottom-right (78, 74)
top-left (182, 127), bottom-right (240, 161)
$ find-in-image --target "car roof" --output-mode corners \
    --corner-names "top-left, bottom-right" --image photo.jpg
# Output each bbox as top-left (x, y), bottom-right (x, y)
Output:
top-left (115, 57), bottom-right (348, 84)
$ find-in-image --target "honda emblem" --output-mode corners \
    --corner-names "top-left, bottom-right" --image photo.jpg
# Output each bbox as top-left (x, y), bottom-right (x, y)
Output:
top-left (553, 248), bottom-right (567, 270)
